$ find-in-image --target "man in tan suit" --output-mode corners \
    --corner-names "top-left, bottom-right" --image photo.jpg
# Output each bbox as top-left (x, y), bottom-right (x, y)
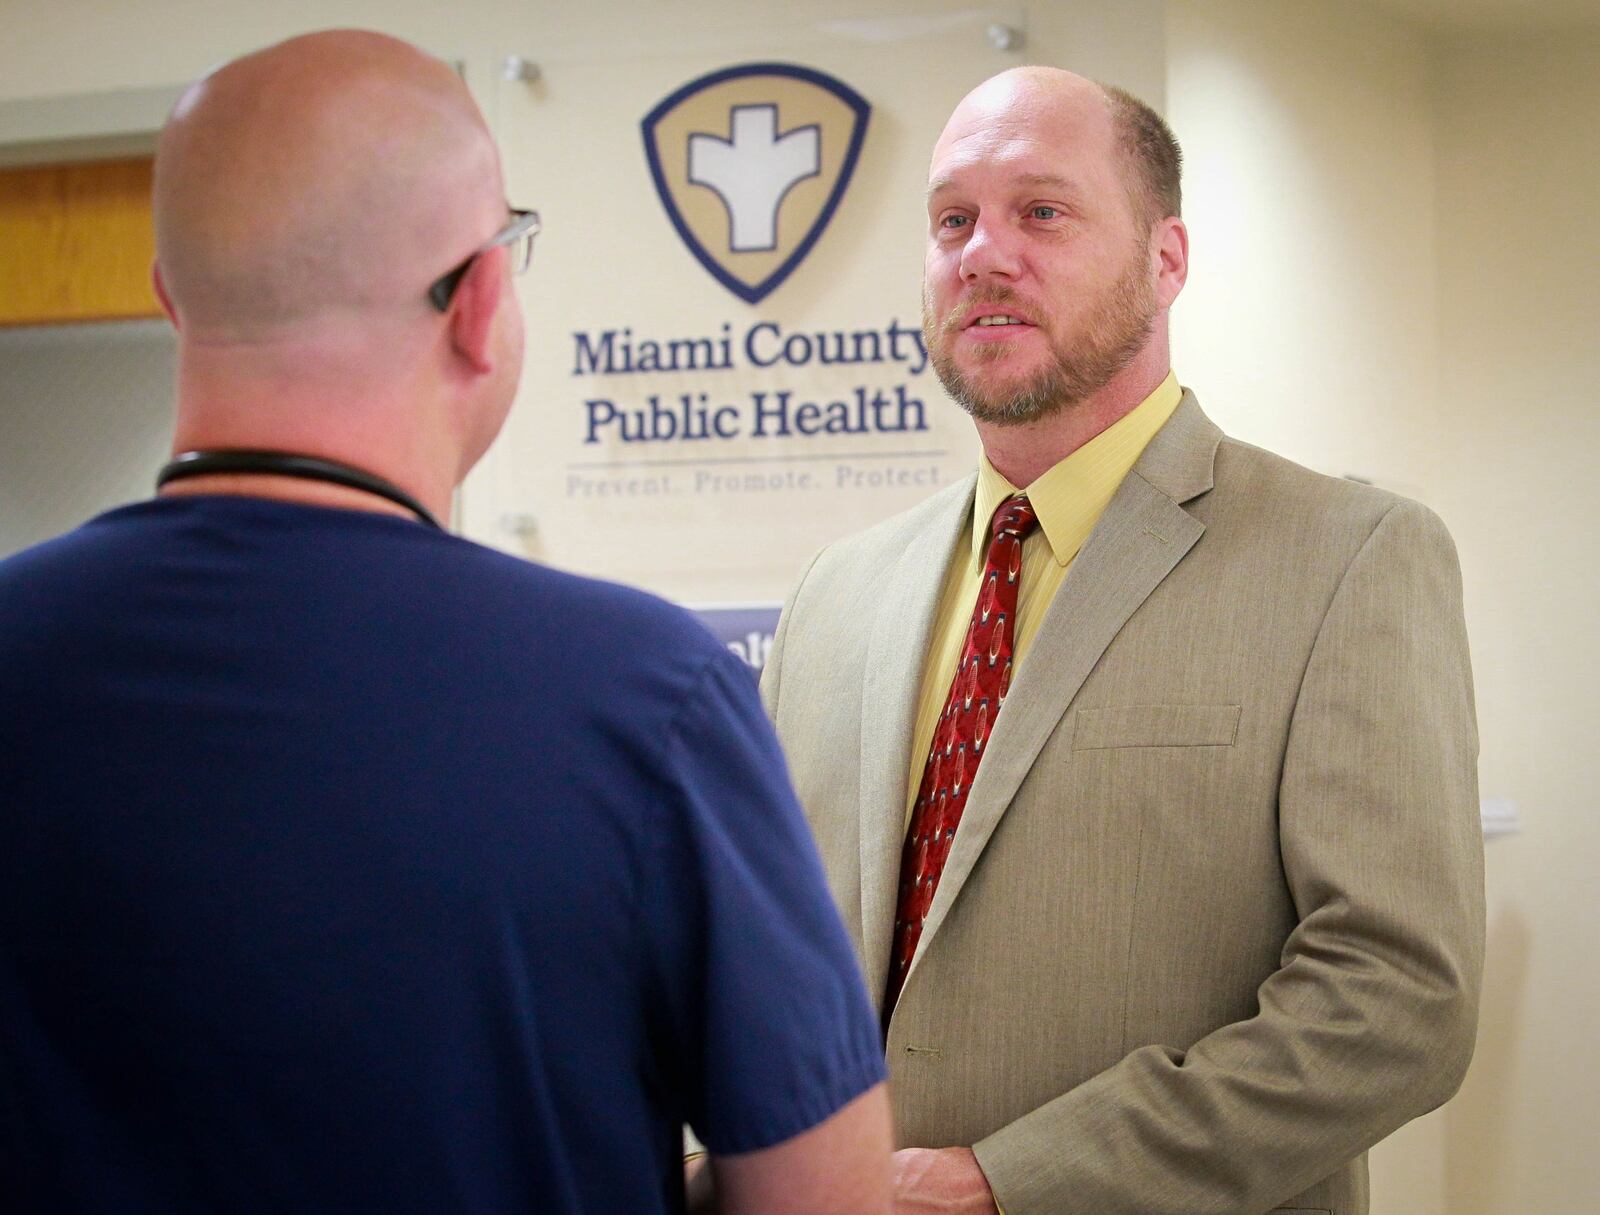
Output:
top-left (761, 66), bottom-right (1484, 1215)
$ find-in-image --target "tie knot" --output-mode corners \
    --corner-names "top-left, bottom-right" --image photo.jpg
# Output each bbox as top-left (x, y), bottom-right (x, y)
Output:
top-left (990, 495), bottom-right (1038, 542)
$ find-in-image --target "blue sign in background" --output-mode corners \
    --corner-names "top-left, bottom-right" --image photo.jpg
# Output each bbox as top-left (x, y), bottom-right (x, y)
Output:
top-left (692, 604), bottom-right (782, 676)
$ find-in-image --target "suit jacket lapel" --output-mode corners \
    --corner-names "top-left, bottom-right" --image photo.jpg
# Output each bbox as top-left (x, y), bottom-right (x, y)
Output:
top-left (858, 475), bottom-right (976, 999)
top-left (906, 393), bottom-right (1222, 981)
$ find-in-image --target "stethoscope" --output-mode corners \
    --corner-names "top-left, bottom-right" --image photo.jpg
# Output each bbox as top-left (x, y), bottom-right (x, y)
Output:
top-left (156, 451), bottom-right (443, 530)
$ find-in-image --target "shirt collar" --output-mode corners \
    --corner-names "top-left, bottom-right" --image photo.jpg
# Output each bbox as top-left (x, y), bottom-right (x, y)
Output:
top-left (971, 371), bottom-right (1184, 570)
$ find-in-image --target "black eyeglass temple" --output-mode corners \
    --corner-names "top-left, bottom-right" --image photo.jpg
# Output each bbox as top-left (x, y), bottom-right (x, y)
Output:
top-left (428, 260), bottom-right (472, 312)
top-left (428, 209), bottom-right (536, 313)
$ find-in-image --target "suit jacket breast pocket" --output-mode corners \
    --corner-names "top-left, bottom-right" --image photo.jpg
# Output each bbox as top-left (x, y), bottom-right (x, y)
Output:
top-left (1071, 703), bottom-right (1242, 751)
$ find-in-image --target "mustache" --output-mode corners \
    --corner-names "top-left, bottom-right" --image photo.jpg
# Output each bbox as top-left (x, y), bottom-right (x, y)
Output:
top-left (940, 287), bottom-right (1041, 334)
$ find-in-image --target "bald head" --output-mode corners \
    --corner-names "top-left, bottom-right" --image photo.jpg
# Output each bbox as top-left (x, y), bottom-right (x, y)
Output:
top-left (154, 30), bottom-right (506, 335)
top-left (938, 65), bottom-right (1108, 138)
top-left (935, 66), bottom-right (1181, 230)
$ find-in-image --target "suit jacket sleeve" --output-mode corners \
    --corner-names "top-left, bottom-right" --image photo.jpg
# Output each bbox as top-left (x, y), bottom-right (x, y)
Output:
top-left (972, 499), bottom-right (1486, 1214)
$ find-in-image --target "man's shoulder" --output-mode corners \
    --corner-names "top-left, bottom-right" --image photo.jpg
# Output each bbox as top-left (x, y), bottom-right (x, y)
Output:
top-left (0, 498), bottom-right (729, 684)
top-left (1210, 432), bottom-right (1434, 535)
top-left (1190, 429), bottom-right (1462, 597)
top-left (0, 503), bottom-right (150, 603)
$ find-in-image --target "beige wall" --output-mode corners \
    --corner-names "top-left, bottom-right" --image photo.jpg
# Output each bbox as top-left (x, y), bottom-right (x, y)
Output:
top-left (1167, 0), bottom-right (1438, 500)
top-left (0, 322), bottom-right (175, 555)
top-left (1429, 29), bottom-right (1600, 1213)
top-left (0, 0), bottom-right (491, 100)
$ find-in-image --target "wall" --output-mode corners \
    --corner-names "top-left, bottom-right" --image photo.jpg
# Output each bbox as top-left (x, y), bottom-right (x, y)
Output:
top-left (0, 321), bottom-right (175, 554)
top-left (1165, 0), bottom-right (1438, 499)
top-left (1429, 29), bottom-right (1600, 1213)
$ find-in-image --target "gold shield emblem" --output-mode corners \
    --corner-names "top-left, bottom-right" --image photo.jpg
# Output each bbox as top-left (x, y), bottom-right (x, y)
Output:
top-left (642, 63), bottom-right (870, 304)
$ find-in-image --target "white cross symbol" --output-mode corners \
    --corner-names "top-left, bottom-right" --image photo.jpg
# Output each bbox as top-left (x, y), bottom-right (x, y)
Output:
top-left (688, 104), bottom-right (820, 253)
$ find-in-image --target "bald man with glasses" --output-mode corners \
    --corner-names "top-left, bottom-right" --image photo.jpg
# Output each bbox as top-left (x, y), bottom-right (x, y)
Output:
top-left (0, 30), bottom-right (890, 1215)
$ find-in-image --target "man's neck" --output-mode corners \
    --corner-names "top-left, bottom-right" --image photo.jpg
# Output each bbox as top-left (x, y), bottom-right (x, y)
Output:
top-left (976, 347), bottom-right (1171, 489)
top-left (167, 351), bottom-right (459, 526)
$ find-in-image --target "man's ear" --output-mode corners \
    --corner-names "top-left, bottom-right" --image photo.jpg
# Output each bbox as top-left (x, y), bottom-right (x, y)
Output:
top-left (446, 247), bottom-right (507, 375)
top-left (151, 261), bottom-right (180, 330)
top-left (1154, 216), bottom-right (1188, 310)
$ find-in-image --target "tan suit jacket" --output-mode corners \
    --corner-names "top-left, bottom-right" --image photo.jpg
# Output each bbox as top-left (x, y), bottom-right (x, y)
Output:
top-left (761, 394), bottom-right (1484, 1215)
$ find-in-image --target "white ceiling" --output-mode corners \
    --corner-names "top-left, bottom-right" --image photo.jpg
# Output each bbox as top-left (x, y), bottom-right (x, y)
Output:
top-left (1361, 0), bottom-right (1600, 33)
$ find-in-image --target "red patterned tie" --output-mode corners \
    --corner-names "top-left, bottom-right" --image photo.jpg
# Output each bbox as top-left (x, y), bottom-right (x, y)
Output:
top-left (884, 494), bottom-right (1039, 1018)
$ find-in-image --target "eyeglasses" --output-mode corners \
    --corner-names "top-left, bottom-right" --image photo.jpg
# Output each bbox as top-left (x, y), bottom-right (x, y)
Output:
top-left (427, 208), bottom-right (540, 312)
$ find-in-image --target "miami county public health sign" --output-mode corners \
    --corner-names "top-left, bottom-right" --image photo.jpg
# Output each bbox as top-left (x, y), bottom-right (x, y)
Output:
top-left (580, 61), bottom-right (920, 456)
top-left (575, 62), bottom-right (931, 478)
top-left (524, 57), bottom-right (976, 601)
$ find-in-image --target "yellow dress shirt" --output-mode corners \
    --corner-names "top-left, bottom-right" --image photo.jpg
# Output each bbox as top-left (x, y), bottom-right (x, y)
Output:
top-left (903, 373), bottom-right (1183, 827)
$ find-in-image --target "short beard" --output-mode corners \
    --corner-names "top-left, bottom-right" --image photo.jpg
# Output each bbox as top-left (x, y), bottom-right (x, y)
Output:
top-left (924, 248), bottom-right (1157, 427)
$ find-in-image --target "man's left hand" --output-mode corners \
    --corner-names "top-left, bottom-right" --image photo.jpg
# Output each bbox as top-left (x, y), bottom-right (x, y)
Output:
top-left (892, 1147), bottom-right (999, 1213)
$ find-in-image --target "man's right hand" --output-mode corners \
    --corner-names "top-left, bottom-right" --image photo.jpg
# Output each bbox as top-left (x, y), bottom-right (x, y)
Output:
top-left (890, 1146), bottom-right (1000, 1214)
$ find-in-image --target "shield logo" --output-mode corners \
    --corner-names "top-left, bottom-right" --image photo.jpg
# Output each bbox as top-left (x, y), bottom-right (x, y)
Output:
top-left (642, 63), bottom-right (870, 305)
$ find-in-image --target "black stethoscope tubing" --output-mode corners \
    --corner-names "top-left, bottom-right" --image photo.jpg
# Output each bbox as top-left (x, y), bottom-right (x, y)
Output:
top-left (156, 450), bottom-right (443, 530)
